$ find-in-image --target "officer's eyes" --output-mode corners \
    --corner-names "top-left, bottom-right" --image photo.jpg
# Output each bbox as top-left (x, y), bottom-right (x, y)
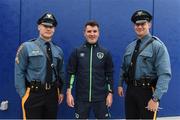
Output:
top-left (87, 30), bottom-right (97, 33)
top-left (135, 23), bottom-right (146, 26)
top-left (42, 24), bottom-right (54, 29)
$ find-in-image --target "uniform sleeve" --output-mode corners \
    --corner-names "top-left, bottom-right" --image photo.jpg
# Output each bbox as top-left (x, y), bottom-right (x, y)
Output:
top-left (66, 49), bottom-right (78, 89)
top-left (153, 43), bottom-right (171, 100)
top-left (118, 56), bottom-right (126, 87)
top-left (15, 44), bottom-right (28, 98)
top-left (105, 51), bottom-right (114, 93)
top-left (57, 50), bottom-right (66, 93)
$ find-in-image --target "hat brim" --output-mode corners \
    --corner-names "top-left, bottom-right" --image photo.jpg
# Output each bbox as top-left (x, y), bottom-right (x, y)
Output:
top-left (135, 20), bottom-right (148, 24)
top-left (41, 22), bottom-right (54, 27)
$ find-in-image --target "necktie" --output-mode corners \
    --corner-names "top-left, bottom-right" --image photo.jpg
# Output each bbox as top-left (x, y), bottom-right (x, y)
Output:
top-left (128, 39), bottom-right (141, 80)
top-left (45, 42), bottom-right (53, 83)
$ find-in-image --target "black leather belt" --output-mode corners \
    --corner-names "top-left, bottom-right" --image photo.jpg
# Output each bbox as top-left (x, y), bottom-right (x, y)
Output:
top-left (125, 76), bottom-right (157, 88)
top-left (127, 80), bottom-right (151, 87)
top-left (127, 79), bottom-right (157, 88)
top-left (26, 81), bottom-right (56, 91)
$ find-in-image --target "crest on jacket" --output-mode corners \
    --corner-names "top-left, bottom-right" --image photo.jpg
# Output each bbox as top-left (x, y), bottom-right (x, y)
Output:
top-left (97, 52), bottom-right (104, 59)
top-left (80, 52), bottom-right (85, 57)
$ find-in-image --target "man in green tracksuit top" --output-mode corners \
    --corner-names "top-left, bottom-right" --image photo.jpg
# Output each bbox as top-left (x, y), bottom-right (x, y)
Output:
top-left (66, 21), bottom-right (114, 119)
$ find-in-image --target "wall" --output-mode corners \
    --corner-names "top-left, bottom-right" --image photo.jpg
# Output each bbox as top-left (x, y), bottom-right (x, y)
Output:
top-left (0, 0), bottom-right (180, 118)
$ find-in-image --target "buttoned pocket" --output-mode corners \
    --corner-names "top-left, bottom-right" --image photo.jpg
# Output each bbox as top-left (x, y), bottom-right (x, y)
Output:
top-left (139, 51), bottom-right (153, 67)
top-left (29, 51), bottom-right (44, 68)
top-left (53, 53), bottom-right (63, 67)
top-left (124, 50), bottom-right (132, 66)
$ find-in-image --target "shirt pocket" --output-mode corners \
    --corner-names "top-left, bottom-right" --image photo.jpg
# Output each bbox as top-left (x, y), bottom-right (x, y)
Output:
top-left (124, 50), bottom-right (132, 66)
top-left (28, 51), bottom-right (44, 69)
top-left (139, 51), bottom-right (153, 67)
top-left (53, 52), bottom-right (63, 67)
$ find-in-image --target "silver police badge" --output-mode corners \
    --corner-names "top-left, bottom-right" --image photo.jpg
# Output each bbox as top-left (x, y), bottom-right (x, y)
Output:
top-left (97, 52), bottom-right (104, 59)
top-left (47, 14), bottom-right (52, 18)
top-left (137, 11), bottom-right (143, 16)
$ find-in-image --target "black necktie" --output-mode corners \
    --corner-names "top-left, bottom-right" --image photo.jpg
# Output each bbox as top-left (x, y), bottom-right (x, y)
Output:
top-left (128, 39), bottom-right (141, 80)
top-left (45, 42), bottom-right (53, 83)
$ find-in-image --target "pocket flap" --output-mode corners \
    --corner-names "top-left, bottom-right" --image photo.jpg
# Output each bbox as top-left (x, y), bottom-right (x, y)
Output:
top-left (140, 51), bottom-right (152, 57)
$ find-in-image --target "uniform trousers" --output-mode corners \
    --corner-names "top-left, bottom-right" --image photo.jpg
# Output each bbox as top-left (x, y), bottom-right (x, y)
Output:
top-left (22, 86), bottom-right (58, 119)
top-left (125, 85), bottom-right (157, 119)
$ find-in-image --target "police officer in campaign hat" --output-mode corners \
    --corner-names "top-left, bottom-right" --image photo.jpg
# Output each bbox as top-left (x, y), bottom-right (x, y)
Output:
top-left (118, 10), bottom-right (171, 119)
top-left (15, 12), bottom-right (65, 119)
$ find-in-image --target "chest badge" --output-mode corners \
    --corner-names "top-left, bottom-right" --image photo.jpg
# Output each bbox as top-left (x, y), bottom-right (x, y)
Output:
top-left (80, 52), bottom-right (85, 57)
top-left (32, 50), bottom-right (40, 55)
top-left (97, 52), bottom-right (104, 59)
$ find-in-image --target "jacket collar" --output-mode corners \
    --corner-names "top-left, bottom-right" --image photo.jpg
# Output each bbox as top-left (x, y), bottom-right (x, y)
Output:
top-left (83, 41), bottom-right (99, 48)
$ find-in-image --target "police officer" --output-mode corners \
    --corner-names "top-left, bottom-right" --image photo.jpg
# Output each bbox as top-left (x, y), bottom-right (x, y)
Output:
top-left (118, 10), bottom-right (171, 119)
top-left (66, 21), bottom-right (114, 119)
top-left (15, 12), bottom-right (65, 119)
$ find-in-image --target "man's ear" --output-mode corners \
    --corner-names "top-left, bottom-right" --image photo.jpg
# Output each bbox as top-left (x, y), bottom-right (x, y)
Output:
top-left (148, 22), bottom-right (152, 28)
top-left (83, 30), bottom-right (86, 37)
top-left (38, 25), bottom-right (41, 31)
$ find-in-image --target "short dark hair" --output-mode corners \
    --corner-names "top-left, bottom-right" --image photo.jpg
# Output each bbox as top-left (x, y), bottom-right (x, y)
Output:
top-left (84, 20), bottom-right (99, 28)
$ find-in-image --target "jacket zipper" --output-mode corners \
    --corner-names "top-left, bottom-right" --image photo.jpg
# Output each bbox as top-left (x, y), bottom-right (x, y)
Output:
top-left (89, 45), bottom-right (93, 102)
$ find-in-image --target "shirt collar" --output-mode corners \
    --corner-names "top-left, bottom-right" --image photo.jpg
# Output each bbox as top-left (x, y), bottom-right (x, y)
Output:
top-left (138, 33), bottom-right (152, 44)
top-left (83, 41), bottom-right (98, 48)
top-left (37, 37), bottom-right (52, 46)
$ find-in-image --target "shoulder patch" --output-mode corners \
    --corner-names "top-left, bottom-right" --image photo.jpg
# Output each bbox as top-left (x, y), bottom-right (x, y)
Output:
top-left (15, 44), bottom-right (24, 64)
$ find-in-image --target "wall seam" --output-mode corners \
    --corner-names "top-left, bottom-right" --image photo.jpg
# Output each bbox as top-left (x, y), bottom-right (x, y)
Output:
top-left (152, 0), bottom-right (155, 35)
top-left (89, 0), bottom-right (92, 20)
top-left (19, 0), bottom-right (22, 45)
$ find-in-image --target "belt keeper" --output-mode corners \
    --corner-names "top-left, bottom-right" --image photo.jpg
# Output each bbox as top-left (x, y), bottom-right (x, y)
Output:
top-left (45, 83), bottom-right (51, 90)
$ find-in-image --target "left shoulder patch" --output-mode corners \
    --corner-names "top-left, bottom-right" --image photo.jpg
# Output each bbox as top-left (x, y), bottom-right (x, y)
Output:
top-left (15, 44), bottom-right (24, 64)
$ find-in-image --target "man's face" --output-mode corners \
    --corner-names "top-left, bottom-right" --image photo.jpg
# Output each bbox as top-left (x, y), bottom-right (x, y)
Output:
top-left (38, 24), bottom-right (55, 41)
top-left (134, 21), bottom-right (151, 38)
top-left (84, 25), bottom-right (99, 44)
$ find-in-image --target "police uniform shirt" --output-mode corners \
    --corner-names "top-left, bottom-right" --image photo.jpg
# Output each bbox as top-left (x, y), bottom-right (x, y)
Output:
top-left (15, 37), bottom-right (64, 97)
top-left (118, 33), bottom-right (171, 100)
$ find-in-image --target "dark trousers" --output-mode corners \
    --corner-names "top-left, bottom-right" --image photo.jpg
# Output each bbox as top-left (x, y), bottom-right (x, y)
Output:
top-left (125, 86), bottom-right (157, 119)
top-left (75, 100), bottom-right (110, 119)
top-left (22, 86), bottom-right (58, 119)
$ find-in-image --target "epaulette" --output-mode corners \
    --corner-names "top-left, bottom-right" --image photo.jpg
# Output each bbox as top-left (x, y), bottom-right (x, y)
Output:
top-left (28, 38), bottom-right (37, 42)
top-left (52, 41), bottom-right (58, 46)
top-left (152, 36), bottom-right (164, 45)
top-left (52, 42), bottom-right (61, 49)
top-left (152, 36), bottom-right (160, 40)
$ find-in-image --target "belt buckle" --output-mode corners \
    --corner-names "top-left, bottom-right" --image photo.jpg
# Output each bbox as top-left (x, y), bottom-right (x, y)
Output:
top-left (134, 80), bottom-right (137, 86)
top-left (45, 83), bottom-right (51, 90)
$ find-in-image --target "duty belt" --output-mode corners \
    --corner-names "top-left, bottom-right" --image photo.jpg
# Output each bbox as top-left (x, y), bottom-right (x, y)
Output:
top-left (26, 81), bottom-right (56, 91)
top-left (126, 78), bottom-right (157, 88)
top-left (127, 80), bottom-right (151, 87)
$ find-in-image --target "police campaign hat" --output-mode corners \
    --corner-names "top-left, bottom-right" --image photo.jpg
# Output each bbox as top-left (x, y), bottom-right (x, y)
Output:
top-left (131, 10), bottom-right (152, 24)
top-left (37, 12), bottom-right (57, 27)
